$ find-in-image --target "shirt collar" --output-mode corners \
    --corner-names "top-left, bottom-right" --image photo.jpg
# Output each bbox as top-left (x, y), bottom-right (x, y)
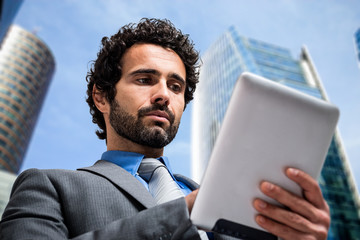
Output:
top-left (100, 150), bottom-right (175, 178)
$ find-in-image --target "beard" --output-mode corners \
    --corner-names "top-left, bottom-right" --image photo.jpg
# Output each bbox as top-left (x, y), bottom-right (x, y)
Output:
top-left (109, 99), bottom-right (180, 148)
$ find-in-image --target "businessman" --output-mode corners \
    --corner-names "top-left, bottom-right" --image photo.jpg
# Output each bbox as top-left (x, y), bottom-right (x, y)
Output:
top-left (0, 18), bottom-right (330, 239)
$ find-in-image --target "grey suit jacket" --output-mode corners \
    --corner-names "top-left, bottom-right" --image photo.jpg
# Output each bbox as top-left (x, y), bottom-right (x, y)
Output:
top-left (0, 160), bottom-right (234, 240)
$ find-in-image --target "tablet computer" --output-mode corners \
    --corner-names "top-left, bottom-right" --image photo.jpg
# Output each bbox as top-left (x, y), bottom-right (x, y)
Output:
top-left (190, 72), bottom-right (339, 239)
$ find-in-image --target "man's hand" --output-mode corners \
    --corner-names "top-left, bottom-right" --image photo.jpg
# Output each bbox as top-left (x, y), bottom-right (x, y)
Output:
top-left (185, 189), bottom-right (199, 214)
top-left (253, 168), bottom-right (330, 240)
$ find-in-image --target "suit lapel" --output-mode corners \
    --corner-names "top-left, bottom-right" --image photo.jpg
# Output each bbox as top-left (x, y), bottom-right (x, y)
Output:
top-left (78, 160), bottom-right (156, 209)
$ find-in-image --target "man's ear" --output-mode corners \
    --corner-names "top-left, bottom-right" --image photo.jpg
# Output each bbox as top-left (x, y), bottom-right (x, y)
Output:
top-left (92, 85), bottom-right (110, 114)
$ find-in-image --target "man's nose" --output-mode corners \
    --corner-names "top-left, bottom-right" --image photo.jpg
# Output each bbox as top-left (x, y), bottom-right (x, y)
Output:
top-left (150, 81), bottom-right (170, 106)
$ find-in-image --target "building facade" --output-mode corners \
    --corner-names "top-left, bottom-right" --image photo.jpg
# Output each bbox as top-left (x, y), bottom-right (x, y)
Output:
top-left (192, 27), bottom-right (360, 239)
top-left (0, 25), bottom-right (55, 174)
top-left (0, 169), bottom-right (16, 217)
top-left (0, 0), bottom-right (24, 43)
top-left (355, 28), bottom-right (360, 67)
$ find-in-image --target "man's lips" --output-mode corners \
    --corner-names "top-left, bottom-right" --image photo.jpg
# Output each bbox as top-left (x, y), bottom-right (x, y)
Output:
top-left (145, 110), bottom-right (170, 122)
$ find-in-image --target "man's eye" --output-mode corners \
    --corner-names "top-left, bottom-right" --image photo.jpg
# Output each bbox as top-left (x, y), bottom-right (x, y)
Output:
top-left (169, 84), bottom-right (182, 92)
top-left (137, 78), bottom-right (151, 84)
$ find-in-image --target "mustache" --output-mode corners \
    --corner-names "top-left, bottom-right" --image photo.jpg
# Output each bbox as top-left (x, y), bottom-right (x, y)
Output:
top-left (138, 104), bottom-right (175, 124)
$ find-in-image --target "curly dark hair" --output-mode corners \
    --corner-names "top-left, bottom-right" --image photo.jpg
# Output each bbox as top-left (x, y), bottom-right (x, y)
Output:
top-left (86, 18), bottom-right (200, 140)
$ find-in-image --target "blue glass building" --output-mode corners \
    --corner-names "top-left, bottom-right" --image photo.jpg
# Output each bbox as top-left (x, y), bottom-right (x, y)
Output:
top-left (192, 27), bottom-right (360, 239)
top-left (355, 28), bottom-right (360, 67)
top-left (0, 0), bottom-right (24, 43)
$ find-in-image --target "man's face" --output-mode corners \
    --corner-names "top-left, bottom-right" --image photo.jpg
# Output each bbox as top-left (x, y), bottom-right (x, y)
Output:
top-left (109, 43), bottom-right (186, 148)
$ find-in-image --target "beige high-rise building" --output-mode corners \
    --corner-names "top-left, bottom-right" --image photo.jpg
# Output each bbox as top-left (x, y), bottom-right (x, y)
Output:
top-left (0, 25), bottom-right (55, 174)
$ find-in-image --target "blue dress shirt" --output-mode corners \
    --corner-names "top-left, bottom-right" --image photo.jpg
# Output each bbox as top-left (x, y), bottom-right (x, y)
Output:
top-left (100, 150), bottom-right (192, 196)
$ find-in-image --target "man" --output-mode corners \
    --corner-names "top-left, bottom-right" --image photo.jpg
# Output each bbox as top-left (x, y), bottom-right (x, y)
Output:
top-left (0, 18), bottom-right (329, 239)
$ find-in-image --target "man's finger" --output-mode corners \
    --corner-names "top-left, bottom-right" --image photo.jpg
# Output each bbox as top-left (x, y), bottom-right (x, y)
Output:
top-left (255, 214), bottom-right (327, 240)
top-left (260, 181), bottom-right (317, 221)
top-left (286, 168), bottom-right (327, 210)
top-left (254, 214), bottom-right (307, 240)
top-left (253, 198), bottom-right (328, 234)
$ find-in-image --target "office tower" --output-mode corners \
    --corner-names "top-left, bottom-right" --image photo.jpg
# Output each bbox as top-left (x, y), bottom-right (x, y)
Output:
top-left (192, 26), bottom-right (360, 239)
top-left (0, 0), bottom-right (24, 43)
top-left (0, 24), bottom-right (55, 174)
top-left (355, 28), bottom-right (360, 67)
top-left (0, 169), bottom-right (16, 216)
top-left (0, 0), bottom-right (24, 218)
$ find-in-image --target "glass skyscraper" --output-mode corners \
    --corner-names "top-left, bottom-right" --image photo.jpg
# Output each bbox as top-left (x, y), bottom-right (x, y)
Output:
top-left (0, 168), bottom-right (16, 217)
top-left (192, 26), bottom-right (360, 239)
top-left (355, 28), bottom-right (360, 67)
top-left (0, 0), bottom-right (24, 218)
top-left (0, 25), bottom-right (55, 174)
top-left (0, 0), bottom-right (24, 43)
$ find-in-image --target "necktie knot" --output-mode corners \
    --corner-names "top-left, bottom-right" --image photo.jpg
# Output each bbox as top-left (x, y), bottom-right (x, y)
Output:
top-left (138, 158), bottom-right (184, 204)
top-left (138, 158), bottom-right (166, 182)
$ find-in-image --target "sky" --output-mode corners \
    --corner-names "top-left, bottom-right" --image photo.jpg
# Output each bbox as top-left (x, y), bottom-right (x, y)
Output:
top-left (13, 0), bottom-right (360, 192)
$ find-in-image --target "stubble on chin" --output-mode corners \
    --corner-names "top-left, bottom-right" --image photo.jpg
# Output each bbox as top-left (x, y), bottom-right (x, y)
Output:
top-left (137, 117), bottom-right (179, 148)
top-left (109, 100), bottom-right (179, 148)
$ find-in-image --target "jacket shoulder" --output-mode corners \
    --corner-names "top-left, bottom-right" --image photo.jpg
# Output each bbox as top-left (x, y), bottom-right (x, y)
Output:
top-left (174, 173), bottom-right (199, 191)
